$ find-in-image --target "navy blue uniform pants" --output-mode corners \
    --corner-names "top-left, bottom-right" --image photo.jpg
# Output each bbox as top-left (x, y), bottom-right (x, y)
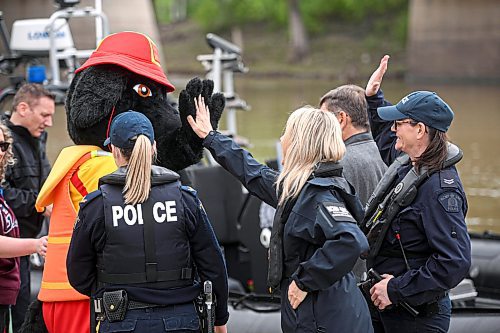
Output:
top-left (97, 302), bottom-right (200, 333)
top-left (371, 296), bottom-right (451, 333)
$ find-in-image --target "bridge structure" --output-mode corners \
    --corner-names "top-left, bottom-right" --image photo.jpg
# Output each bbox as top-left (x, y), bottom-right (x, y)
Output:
top-left (408, 0), bottom-right (500, 83)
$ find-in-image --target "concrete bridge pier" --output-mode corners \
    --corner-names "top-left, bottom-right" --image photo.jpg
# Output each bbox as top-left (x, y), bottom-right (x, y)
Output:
top-left (408, 0), bottom-right (500, 83)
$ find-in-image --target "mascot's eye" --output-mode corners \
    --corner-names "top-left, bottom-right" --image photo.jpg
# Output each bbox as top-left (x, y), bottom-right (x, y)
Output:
top-left (133, 84), bottom-right (152, 98)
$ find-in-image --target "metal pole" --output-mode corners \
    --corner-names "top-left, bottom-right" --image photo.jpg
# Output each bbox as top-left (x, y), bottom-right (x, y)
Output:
top-left (47, 8), bottom-right (109, 85)
top-left (223, 69), bottom-right (237, 135)
top-left (48, 10), bottom-right (64, 84)
top-left (95, 0), bottom-right (103, 45)
top-left (212, 48), bottom-right (222, 93)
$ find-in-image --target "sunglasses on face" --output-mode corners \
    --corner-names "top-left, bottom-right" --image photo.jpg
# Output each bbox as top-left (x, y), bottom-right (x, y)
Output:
top-left (393, 120), bottom-right (418, 130)
top-left (0, 142), bottom-right (10, 152)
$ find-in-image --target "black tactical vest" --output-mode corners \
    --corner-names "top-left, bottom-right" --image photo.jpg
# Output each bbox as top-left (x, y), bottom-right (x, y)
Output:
top-left (97, 171), bottom-right (193, 289)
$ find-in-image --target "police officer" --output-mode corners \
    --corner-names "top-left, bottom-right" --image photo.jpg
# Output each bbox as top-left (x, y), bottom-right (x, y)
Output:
top-left (66, 111), bottom-right (228, 333)
top-left (188, 96), bottom-right (373, 333)
top-left (363, 56), bottom-right (471, 332)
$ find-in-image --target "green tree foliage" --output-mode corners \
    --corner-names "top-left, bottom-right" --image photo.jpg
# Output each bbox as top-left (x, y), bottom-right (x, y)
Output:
top-left (154, 0), bottom-right (408, 42)
top-left (189, 0), bottom-right (285, 30)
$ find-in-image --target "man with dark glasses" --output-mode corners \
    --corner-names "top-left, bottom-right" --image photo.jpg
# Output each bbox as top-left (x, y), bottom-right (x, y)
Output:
top-left (3, 83), bottom-right (55, 332)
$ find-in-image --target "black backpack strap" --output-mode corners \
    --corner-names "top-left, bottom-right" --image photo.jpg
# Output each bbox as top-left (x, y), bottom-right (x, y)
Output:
top-left (364, 154), bottom-right (410, 222)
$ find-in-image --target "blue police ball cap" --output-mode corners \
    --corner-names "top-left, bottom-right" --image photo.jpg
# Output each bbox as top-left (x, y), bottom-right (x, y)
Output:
top-left (377, 91), bottom-right (454, 132)
top-left (103, 111), bottom-right (154, 149)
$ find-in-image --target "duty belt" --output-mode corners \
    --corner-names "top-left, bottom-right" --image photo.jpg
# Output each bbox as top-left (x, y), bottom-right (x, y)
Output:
top-left (94, 290), bottom-right (163, 323)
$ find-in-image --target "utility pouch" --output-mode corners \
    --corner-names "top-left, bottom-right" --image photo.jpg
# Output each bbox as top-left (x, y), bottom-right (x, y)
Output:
top-left (103, 290), bottom-right (129, 322)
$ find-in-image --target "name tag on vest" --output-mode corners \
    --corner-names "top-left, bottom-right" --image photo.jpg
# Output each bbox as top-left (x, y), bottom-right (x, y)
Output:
top-left (112, 201), bottom-right (178, 227)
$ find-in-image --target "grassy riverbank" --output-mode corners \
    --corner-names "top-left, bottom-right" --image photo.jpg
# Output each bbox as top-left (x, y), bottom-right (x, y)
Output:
top-left (159, 18), bottom-right (407, 83)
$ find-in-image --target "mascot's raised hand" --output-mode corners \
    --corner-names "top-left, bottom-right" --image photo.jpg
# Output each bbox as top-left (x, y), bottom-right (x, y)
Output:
top-left (178, 77), bottom-right (225, 148)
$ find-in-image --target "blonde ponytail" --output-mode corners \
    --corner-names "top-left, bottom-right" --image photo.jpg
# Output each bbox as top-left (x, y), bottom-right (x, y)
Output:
top-left (122, 135), bottom-right (155, 205)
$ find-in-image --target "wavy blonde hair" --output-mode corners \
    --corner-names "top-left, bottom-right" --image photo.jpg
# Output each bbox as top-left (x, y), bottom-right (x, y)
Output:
top-left (0, 122), bottom-right (15, 185)
top-left (276, 106), bottom-right (345, 205)
top-left (119, 135), bottom-right (156, 205)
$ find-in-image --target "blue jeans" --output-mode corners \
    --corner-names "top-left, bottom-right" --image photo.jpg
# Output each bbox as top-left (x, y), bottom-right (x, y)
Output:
top-left (98, 302), bottom-right (200, 333)
top-left (371, 296), bottom-right (452, 333)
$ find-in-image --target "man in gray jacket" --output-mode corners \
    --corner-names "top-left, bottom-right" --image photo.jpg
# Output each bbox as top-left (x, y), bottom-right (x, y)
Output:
top-left (320, 85), bottom-right (387, 281)
top-left (320, 85), bottom-right (387, 206)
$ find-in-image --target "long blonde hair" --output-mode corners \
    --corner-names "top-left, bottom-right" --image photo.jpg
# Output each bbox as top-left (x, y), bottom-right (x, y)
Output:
top-left (120, 135), bottom-right (156, 205)
top-left (0, 122), bottom-right (15, 185)
top-left (276, 106), bottom-right (345, 205)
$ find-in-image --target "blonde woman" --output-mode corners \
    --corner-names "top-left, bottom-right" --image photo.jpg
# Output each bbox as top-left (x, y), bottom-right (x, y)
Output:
top-left (67, 111), bottom-right (228, 333)
top-left (189, 97), bottom-right (373, 332)
top-left (0, 122), bottom-right (47, 333)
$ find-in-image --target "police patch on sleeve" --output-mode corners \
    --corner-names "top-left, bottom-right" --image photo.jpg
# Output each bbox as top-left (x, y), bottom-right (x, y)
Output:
top-left (321, 202), bottom-right (356, 224)
top-left (438, 191), bottom-right (462, 213)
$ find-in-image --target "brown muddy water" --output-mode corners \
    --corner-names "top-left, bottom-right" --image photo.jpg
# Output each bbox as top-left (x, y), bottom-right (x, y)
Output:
top-left (44, 76), bottom-right (500, 234)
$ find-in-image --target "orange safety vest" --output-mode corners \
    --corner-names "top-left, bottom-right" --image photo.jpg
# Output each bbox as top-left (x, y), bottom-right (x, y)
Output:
top-left (36, 146), bottom-right (117, 302)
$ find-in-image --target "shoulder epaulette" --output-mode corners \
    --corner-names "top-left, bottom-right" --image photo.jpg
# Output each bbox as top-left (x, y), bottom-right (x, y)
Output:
top-left (439, 169), bottom-right (458, 189)
top-left (181, 185), bottom-right (198, 197)
top-left (79, 190), bottom-right (102, 209)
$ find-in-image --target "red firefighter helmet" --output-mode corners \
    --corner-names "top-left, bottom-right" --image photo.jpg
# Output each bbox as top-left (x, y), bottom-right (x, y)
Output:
top-left (76, 31), bottom-right (175, 92)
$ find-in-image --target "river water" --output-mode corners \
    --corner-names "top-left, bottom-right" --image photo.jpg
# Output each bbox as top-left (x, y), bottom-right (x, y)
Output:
top-left (45, 77), bottom-right (500, 234)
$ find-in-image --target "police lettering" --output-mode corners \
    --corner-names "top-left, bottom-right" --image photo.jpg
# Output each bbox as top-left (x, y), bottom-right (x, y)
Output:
top-left (112, 201), bottom-right (177, 227)
top-left (153, 201), bottom-right (178, 223)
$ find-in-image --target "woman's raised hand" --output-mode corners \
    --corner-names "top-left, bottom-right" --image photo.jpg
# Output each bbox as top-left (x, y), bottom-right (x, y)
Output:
top-left (365, 55), bottom-right (390, 97)
top-left (187, 94), bottom-right (214, 139)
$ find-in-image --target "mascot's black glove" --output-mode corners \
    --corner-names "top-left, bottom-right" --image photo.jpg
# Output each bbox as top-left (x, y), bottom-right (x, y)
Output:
top-left (178, 77), bottom-right (225, 145)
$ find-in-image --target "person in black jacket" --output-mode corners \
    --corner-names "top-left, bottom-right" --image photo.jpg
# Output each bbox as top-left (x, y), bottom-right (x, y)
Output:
top-left (3, 83), bottom-right (55, 331)
top-left (67, 111), bottom-right (228, 333)
top-left (188, 96), bottom-right (372, 333)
